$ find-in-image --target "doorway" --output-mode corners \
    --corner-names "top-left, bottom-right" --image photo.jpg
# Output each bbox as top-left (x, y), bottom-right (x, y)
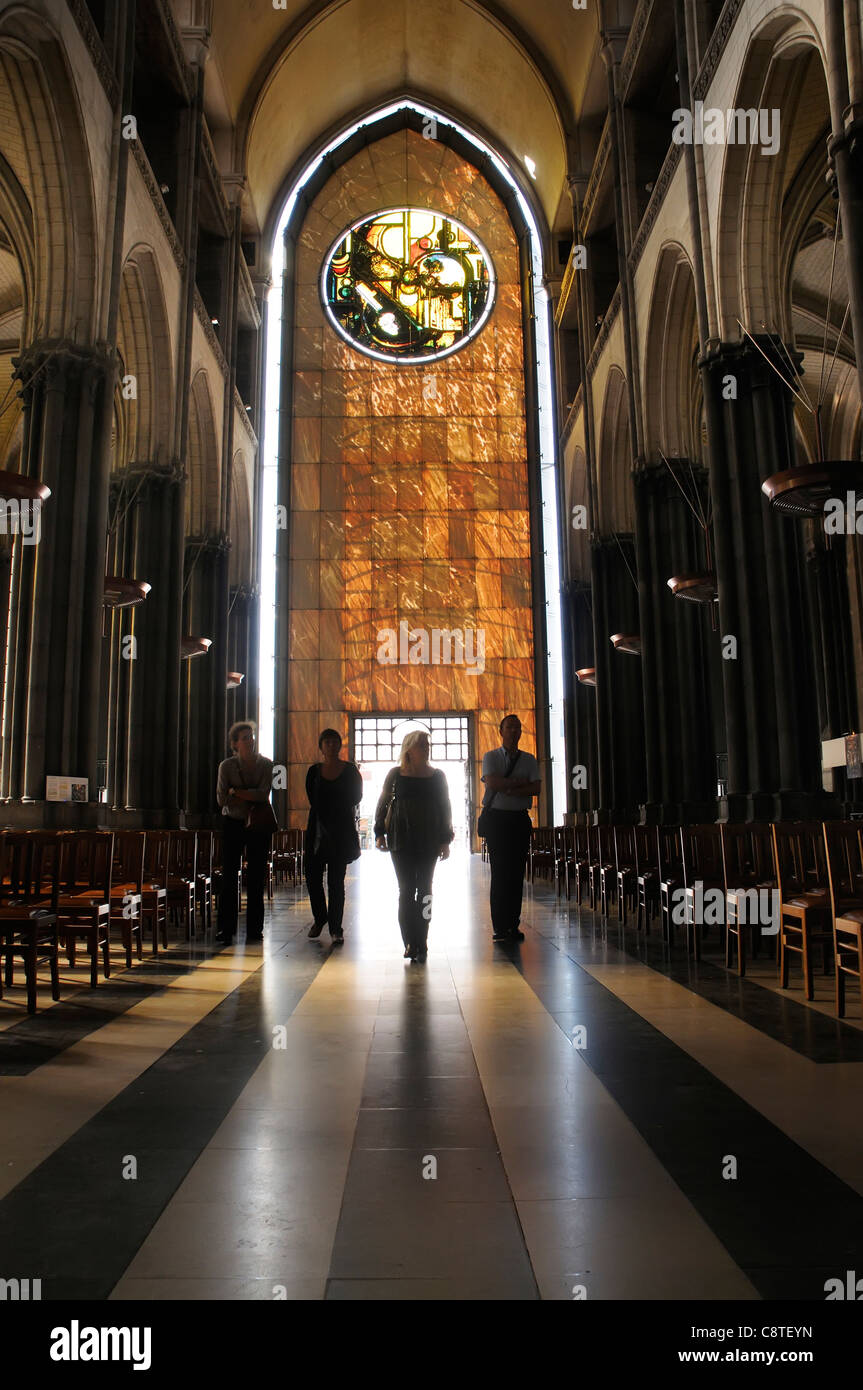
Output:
top-left (351, 714), bottom-right (473, 850)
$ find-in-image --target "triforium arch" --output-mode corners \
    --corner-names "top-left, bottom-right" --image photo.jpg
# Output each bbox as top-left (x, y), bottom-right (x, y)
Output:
top-left (116, 247), bottom-right (175, 471)
top-left (643, 244), bottom-right (700, 463)
top-left (269, 103), bottom-right (553, 832)
top-left (715, 11), bottom-right (828, 340)
top-left (186, 369), bottom-right (221, 537)
top-left (0, 9), bottom-right (98, 343)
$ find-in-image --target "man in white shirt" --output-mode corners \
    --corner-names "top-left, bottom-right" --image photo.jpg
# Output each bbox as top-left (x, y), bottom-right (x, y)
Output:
top-left (480, 714), bottom-right (541, 942)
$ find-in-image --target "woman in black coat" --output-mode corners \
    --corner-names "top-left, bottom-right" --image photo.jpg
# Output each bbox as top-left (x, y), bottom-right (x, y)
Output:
top-left (305, 729), bottom-right (363, 943)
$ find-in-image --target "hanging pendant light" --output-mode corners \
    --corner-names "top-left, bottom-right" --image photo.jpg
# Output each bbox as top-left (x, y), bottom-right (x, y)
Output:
top-left (181, 637), bottom-right (212, 659)
top-left (103, 576), bottom-right (151, 608)
top-left (667, 573), bottom-right (717, 603)
top-left (575, 667), bottom-right (597, 686)
top-left (610, 633), bottom-right (642, 656)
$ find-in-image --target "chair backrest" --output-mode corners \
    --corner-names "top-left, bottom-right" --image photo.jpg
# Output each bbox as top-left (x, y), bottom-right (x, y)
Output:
top-left (634, 824), bottom-right (656, 875)
top-left (720, 823), bottom-right (778, 890)
top-left (596, 824), bottom-right (614, 862)
top-left (196, 829), bottom-right (214, 875)
top-left (144, 830), bottom-right (170, 886)
top-left (168, 830), bottom-right (197, 878)
top-left (60, 830), bottom-right (113, 900)
top-left (823, 821), bottom-right (863, 915)
top-left (0, 831), bottom-right (65, 909)
top-left (114, 830), bottom-right (145, 891)
top-left (680, 824), bottom-right (723, 886)
top-left (657, 825), bottom-right (682, 878)
top-left (0, 831), bottom-right (33, 906)
top-left (614, 824), bottom-right (635, 871)
top-left (771, 822), bottom-right (827, 900)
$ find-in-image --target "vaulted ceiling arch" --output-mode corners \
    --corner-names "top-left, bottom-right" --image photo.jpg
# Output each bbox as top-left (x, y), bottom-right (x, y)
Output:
top-left (232, 0), bottom-right (579, 236)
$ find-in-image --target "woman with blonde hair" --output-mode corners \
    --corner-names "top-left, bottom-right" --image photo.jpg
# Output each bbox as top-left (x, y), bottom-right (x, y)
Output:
top-left (374, 730), bottom-right (453, 962)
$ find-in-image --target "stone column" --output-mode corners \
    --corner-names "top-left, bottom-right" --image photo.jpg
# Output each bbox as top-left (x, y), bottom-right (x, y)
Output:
top-left (633, 459), bottom-right (718, 821)
top-left (701, 338), bottom-right (826, 818)
top-left (182, 533), bottom-right (229, 819)
top-left (227, 585), bottom-right (259, 726)
top-left (804, 537), bottom-right (861, 809)
top-left (123, 464), bottom-right (186, 819)
top-left (591, 535), bottom-right (646, 819)
top-left (9, 341), bottom-right (116, 804)
top-left (569, 581), bottom-right (597, 814)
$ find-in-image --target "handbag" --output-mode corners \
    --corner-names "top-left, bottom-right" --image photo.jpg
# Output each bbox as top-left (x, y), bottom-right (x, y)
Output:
top-left (383, 773), bottom-right (398, 838)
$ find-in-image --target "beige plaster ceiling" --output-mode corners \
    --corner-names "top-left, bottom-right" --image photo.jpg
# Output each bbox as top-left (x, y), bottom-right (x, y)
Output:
top-left (205, 0), bottom-right (599, 236)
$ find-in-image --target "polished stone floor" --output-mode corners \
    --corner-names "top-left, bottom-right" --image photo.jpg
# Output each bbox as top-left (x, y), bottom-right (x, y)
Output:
top-left (1, 847), bottom-right (862, 1301)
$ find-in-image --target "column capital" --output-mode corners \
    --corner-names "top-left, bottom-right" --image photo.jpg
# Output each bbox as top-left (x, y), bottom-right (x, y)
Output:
top-left (700, 334), bottom-right (803, 379)
top-left (12, 340), bottom-right (118, 393)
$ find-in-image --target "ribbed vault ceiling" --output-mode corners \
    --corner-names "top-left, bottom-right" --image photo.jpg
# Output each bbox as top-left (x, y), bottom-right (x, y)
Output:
top-left (206, 0), bottom-right (599, 235)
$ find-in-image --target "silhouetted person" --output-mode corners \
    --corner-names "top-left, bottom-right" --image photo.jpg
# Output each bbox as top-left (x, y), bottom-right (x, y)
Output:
top-left (305, 729), bottom-right (362, 944)
top-left (216, 722), bottom-right (274, 945)
top-left (374, 730), bottom-right (453, 962)
top-left (481, 714), bottom-right (541, 942)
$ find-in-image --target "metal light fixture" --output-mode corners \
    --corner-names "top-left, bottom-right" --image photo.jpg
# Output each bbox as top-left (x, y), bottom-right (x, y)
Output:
top-left (103, 576), bottom-right (151, 608)
top-left (610, 633), bottom-right (642, 656)
top-left (181, 637), bottom-right (212, 659)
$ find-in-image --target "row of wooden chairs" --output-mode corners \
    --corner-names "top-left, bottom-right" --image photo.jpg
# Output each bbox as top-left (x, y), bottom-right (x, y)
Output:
top-left (0, 827), bottom-right (239, 1013)
top-left (533, 820), bottom-right (863, 1018)
top-left (270, 829), bottom-right (304, 893)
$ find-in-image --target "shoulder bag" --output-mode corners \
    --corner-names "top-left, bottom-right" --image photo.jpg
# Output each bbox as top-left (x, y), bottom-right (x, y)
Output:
top-left (477, 751), bottom-right (521, 838)
top-left (383, 771), bottom-right (399, 838)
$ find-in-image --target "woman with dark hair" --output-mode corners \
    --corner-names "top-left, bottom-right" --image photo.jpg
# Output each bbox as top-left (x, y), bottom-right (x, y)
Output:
top-left (374, 730), bottom-right (453, 962)
top-left (216, 721), bottom-right (275, 946)
top-left (305, 729), bottom-right (363, 943)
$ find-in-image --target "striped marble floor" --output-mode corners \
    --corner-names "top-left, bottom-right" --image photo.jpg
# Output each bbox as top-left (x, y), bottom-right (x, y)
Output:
top-left (1, 847), bottom-right (861, 1300)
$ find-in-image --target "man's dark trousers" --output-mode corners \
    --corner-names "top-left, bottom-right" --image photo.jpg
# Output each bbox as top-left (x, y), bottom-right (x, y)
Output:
top-left (485, 808), bottom-right (531, 936)
top-left (220, 819), bottom-right (271, 938)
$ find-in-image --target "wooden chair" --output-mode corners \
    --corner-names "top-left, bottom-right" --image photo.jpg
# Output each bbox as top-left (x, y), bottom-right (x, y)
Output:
top-left (293, 826), bottom-right (305, 883)
top-left (722, 823), bottom-right (776, 976)
top-left (658, 825), bottom-right (684, 944)
top-left (823, 821), bottom-right (863, 1017)
top-left (589, 825), bottom-right (615, 914)
top-left (553, 825), bottom-right (572, 899)
top-left (772, 822), bottom-right (833, 999)
top-left (115, 830), bottom-right (167, 956)
top-left (0, 832), bottom-right (60, 1014)
top-left (52, 831), bottom-right (113, 988)
top-left (635, 825), bottom-right (660, 932)
top-left (573, 824), bottom-right (592, 905)
top-left (613, 825), bottom-right (637, 924)
top-left (196, 829), bottom-right (214, 930)
top-left (530, 828), bottom-right (555, 883)
top-left (680, 824), bottom-right (724, 959)
top-left (166, 831), bottom-right (197, 937)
